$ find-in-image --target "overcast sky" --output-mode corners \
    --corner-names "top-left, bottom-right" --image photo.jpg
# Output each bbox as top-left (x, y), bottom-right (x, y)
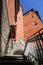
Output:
top-left (20, 0), bottom-right (43, 23)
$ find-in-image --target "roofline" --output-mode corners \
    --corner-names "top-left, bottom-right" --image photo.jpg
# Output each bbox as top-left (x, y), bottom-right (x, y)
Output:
top-left (23, 9), bottom-right (34, 15)
top-left (23, 8), bottom-right (43, 23)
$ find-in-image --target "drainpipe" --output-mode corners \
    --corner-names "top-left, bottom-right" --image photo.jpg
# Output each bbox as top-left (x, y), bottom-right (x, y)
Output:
top-left (15, 0), bottom-right (20, 22)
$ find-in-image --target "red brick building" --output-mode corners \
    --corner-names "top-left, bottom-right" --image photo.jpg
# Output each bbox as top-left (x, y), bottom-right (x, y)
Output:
top-left (1, 1), bottom-right (43, 64)
top-left (6, 0), bottom-right (43, 44)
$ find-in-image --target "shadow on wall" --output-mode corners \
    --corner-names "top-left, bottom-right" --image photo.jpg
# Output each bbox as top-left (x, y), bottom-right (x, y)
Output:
top-left (0, 0), bottom-right (3, 54)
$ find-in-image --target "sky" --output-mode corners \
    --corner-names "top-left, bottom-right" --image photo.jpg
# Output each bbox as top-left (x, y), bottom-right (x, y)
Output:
top-left (20, 0), bottom-right (43, 23)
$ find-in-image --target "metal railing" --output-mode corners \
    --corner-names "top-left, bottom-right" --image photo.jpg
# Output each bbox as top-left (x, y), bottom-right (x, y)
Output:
top-left (27, 28), bottom-right (43, 65)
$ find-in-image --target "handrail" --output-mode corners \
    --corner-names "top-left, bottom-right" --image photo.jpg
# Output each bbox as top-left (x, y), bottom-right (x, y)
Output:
top-left (27, 28), bottom-right (43, 41)
top-left (28, 52), bottom-right (39, 61)
top-left (28, 32), bottom-right (43, 42)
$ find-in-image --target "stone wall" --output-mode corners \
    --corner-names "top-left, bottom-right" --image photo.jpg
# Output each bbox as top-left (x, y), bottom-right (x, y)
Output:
top-left (1, 0), bottom-right (10, 55)
top-left (1, 0), bottom-right (25, 55)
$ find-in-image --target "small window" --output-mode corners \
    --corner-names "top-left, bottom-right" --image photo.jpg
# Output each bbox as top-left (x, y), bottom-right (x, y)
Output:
top-left (34, 21), bottom-right (37, 26)
top-left (32, 15), bottom-right (34, 18)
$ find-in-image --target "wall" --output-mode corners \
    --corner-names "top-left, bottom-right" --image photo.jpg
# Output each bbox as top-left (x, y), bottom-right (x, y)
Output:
top-left (1, 0), bottom-right (11, 55)
top-left (23, 11), bottom-right (43, 43)
top-left (6, 0), bottom-right (15, 25)
top-left (16, 6), bottom-right (24, 41)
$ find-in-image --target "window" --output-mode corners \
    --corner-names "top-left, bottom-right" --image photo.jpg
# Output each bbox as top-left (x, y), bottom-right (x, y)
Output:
top-left (32, 15), bottom-right (34, 18)
top-left (34, 21), bottom-right (37, 26)
top-left (10, 25), bottom-right (16, 41)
